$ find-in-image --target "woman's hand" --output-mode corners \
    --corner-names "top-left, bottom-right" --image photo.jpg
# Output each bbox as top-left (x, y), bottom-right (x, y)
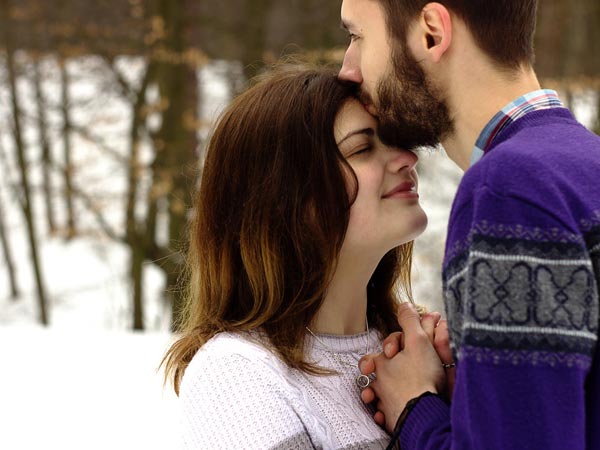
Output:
top-left (359, 309), bottom-right (455, 428)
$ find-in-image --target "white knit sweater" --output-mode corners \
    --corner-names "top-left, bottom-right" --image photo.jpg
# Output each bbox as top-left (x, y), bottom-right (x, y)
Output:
top-left (179, 329), bottom-right (391, 449)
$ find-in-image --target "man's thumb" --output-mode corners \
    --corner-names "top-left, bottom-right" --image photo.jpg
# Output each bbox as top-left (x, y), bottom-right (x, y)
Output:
top-left (396, 302), bottom-right (423, 336)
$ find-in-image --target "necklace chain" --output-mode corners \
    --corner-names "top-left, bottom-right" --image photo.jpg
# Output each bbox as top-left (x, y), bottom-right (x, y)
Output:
top-left (305, 318), bottom-right (371, 387)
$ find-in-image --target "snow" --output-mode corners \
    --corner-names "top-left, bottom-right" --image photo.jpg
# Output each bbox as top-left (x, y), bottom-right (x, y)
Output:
top-left (0, 226), bottom-right (177, 449)
top-left (0, 326), bottom-right (178, 450)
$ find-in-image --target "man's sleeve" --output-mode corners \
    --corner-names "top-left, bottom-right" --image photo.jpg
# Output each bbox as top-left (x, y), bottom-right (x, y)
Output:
top-left (399, 183), bottom-right (599, 450)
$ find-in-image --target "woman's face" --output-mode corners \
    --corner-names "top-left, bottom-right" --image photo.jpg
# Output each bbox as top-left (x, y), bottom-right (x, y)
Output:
top-left (334, 99), bottom-right (427, 257)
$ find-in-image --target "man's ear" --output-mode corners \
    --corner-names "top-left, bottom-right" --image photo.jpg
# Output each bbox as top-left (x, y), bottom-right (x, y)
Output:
top-left (415, 2), bottom-right (452, 63)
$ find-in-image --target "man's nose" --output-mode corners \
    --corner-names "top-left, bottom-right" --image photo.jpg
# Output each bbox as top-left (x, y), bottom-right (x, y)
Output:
top-left (338, 48), bottom-right (362, 83)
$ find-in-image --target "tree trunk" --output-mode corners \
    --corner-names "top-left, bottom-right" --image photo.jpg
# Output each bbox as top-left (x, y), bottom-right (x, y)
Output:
top-left (0, 194), bottom-right (19, 299)
top-left (149, 0), bottom-right (199, 329)
top-left (59, 58), bottom-right (76, 240)
top-left (163, 66), bottom-right (197, 329)
top-left (2, 0), bottom-right (49, 324)
top-left (131, 242), bottom-right (145, 329)
top-left (124, 63), bottom-right (154, 331)
top-left (33, 57), bottom-right (57, 235)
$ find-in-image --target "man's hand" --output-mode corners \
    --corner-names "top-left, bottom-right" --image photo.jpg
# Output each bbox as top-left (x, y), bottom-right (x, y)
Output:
top-left (360, 311), bottom-right (456, 422)
top-left (379, 311), bottom-right (441, 358)
top-left (358, 302), bottom-right (446, 432)
top-left (432, 319), bottom-right (456, 399)
top-left (382, 315), bottom-right (455, 399)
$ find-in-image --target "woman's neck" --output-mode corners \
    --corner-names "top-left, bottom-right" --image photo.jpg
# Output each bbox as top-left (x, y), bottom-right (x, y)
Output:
top-left (310, 250), bottom-right (379, 335)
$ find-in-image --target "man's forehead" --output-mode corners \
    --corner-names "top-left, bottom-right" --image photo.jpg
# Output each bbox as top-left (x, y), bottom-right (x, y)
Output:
top-left (341, 0), bottom-right (382, 27)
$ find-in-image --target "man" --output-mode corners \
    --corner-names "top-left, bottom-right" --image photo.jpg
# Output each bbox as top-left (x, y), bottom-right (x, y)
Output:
top-left (338, 1), bottom-right (600, 449)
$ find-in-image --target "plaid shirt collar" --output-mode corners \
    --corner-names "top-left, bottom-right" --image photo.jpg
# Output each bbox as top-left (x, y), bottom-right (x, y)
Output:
top-left (469, 90), bottom-right (564, 167)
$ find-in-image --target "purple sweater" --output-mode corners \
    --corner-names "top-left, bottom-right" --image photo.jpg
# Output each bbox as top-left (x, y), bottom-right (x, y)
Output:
top-left (400, 108), bottom-right (600, 449)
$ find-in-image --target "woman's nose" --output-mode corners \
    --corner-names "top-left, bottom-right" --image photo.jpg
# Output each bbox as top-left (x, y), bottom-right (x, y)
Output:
top-left (387, 149), bottom-right (418, 172)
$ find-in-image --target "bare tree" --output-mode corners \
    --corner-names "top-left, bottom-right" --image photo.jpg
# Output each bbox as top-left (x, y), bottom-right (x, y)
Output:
top-left (59, 57), bottom-right (76, 239)
top-left (1, 0), bottom-right (49, 324)
top-left (0, 191), bottom-right (19, 299)
top-left (118, 58), bottom-right (155, 330)
top-left (0, 139), bottom-right (21, 300)
top-left (32, 54), bottom-right (57, 234)
top-left (146, 0), bottom-right (199, 329)
top-left (85, 0), bottom-right (201, 330)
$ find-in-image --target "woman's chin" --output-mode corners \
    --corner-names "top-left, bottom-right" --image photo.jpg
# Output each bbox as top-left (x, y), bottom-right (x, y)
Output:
top-left (392, 211), bottom-right (429, 246)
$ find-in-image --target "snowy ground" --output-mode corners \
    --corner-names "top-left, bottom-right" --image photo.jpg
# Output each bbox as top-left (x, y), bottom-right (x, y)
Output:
top-left (0, 56), bottom-right (199, 450)
top-left (0, 326), bottom-right (178, 450)
top-left (0, 235), bottom-right (178, 449)
top-left (0, 55), bottom-right (597, 449)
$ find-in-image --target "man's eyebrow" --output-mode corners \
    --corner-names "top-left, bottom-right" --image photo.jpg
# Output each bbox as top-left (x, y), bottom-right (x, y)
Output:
top-left (336, 128), bottom-right (374, 147)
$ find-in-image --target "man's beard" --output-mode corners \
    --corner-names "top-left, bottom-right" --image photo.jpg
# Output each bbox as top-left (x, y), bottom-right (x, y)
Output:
top-left (362, 44), bottom-right (454, 151)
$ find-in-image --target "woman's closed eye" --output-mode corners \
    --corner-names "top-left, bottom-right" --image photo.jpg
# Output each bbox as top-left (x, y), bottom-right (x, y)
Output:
top-left (349, 144), bottom-right (373, 158)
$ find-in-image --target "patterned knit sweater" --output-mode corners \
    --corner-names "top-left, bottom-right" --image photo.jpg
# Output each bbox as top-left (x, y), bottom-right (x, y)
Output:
top-left (399, 108), bottom-right (600, 449)
top-left (179, 329), bottom-right (391, 449)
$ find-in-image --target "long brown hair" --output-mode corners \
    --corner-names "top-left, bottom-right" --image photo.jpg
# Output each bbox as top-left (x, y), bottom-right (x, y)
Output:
top-left (162, 65), bottom-right (414, 394)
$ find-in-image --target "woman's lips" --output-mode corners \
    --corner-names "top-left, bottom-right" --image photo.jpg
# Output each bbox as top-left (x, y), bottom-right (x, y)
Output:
top-left (382, 181), bottom-right (419, 199)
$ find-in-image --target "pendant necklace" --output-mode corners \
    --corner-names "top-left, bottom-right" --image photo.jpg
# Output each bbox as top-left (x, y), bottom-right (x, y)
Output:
top-left (305, 318), bottom-right (376, 390)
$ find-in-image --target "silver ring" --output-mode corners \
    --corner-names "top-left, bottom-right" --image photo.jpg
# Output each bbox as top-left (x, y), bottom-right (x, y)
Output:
top-left (442, 362), bottom-right (456, 369)
top-left (356, 373), bottom-right (376, 389)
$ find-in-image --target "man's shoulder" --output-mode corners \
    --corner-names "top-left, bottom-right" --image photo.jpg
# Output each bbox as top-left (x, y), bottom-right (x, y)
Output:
top-left (486, 110), bottom-right (600, 167)
top-left (465, 119), bottom-right (600, 195)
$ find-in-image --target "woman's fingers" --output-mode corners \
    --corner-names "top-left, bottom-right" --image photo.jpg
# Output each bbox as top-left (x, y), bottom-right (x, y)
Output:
top-left (374, 410), bottom-right (386, 427)
top-left (382, 332), bottom-right (403, 358)
top-left (361, 387), bottom-right (376, 404)
top-left (359, 354), bottom-right (376, 374)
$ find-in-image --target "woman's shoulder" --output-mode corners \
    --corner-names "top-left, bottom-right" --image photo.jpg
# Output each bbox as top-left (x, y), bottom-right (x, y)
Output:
top-left (195, 330), bottom-right (281, 362)
top-left (178, 331), bottom-right (319, 449)
top-left (181, 331), bottom-right (288, 390)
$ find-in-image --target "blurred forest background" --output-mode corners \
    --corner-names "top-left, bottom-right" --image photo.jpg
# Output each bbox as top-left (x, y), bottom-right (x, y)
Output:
top-left (0, 0), bottom-right (599, 331)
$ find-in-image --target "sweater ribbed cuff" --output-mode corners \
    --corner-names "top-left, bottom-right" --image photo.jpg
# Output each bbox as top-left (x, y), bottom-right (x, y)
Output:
top-left (399, 395), bottom-right (450, 450)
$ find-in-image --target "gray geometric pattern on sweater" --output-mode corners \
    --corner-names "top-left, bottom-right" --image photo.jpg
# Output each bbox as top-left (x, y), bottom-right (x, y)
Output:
top-left (444, 233), bottom-right (600, 365)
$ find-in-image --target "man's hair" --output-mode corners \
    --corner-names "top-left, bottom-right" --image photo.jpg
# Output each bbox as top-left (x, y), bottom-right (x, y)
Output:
top-left (377, 0), bottom-right (538, 69)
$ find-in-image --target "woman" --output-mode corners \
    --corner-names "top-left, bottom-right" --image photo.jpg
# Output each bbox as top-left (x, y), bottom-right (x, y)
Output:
top-left (162, 65), bottom-right (430, 449)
